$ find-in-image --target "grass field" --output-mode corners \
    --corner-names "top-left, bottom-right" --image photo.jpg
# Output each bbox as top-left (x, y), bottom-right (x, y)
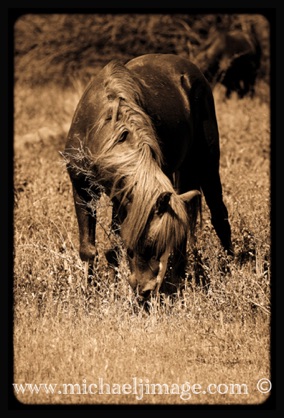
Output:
top-left (13, 78), bottom-right (271, 406)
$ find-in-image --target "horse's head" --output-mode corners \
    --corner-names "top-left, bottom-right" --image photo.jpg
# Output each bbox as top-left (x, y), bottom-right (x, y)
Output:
top-left (124, 189), bottom-right (200, 301)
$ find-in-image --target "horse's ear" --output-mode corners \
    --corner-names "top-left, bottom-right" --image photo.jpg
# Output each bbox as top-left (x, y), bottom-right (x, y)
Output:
top-left (179, 190), bottom-right (201, 203)
top-left (155, 192), bottom-right (172, 215)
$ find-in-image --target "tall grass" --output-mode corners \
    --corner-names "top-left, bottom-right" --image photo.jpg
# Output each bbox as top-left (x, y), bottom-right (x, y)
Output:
top-left (13, 81), bottom-right (271, 405)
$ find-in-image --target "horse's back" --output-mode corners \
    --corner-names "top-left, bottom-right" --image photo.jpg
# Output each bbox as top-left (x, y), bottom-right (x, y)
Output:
top-left (126, 53), bottom-right (206, 83)
top-left (126, 53), bottom-right (211, 114)
top-left (126, 54), bottom-right (217, 173)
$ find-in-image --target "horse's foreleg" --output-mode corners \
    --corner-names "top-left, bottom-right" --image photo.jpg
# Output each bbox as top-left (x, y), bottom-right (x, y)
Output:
top-left (104, 198), bottom-right (123, 281)
top-left (73, 187), bottom-right (99, 286)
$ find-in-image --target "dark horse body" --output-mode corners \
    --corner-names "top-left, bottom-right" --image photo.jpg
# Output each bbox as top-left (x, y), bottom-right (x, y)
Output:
top-left (195, 29), bottom-right (261, 99)
top-left (64, 54), bottom-right (233, 300)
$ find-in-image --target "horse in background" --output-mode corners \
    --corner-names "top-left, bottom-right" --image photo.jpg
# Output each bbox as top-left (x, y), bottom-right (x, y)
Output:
top-left (64, 54), bottom-right (233, 301)
top-left (194, 27), bottom-right (262, 99)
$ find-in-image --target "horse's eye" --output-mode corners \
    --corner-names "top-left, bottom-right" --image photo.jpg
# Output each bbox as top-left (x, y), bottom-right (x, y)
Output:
top-left (118, 131), bottom-right (128, 143)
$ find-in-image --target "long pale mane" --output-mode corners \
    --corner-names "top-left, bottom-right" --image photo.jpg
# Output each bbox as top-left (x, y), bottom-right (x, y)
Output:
top-left (88, 61), bottom-right (191, 254)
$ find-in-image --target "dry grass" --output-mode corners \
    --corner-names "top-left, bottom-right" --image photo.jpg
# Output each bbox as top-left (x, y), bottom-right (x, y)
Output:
top-left (13, 80), bottom-right (271, 406)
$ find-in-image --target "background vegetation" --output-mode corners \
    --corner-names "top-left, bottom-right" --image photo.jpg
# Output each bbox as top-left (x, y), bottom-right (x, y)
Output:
top-left (13, 13), bottom-right (271, 405)
top-left (14, 13), bottom-right (269, 86)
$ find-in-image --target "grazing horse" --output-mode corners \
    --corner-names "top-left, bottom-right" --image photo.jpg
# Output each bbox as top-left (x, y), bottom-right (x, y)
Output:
top-left (64, 53), bottom-right (233, 300)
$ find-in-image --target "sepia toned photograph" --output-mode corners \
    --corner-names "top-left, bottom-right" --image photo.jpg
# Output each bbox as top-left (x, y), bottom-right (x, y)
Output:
top-left (13, 11), bottom-right (272, 406)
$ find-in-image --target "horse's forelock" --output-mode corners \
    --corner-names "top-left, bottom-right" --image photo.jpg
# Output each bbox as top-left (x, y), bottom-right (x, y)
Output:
top-left (121, 164), bottom-right (190, 256)
top-left (143, 193), bottom-right (189, 257)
